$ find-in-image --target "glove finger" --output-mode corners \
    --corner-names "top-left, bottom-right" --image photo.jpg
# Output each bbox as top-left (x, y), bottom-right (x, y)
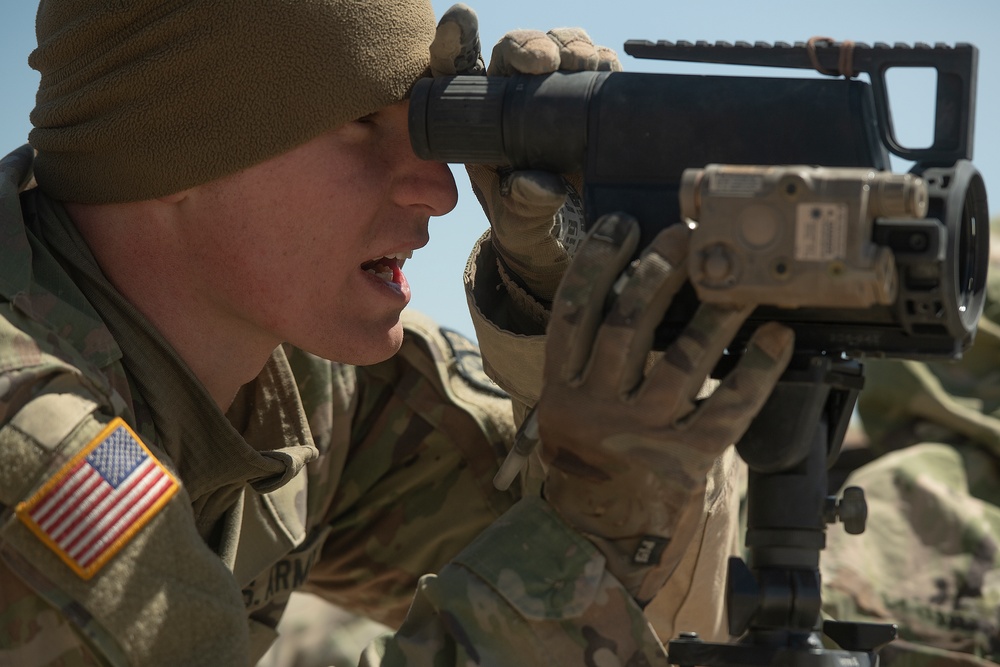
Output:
top-left (546, 213), bottom-right (640, 385)
top-left (546, 27), bottom-right (599, 71)
top-left (504, 170), bottom-right (568, 216)
top-left (490, 170), bottom-right (569, 270)
top-left (583, 224), bottom-right (691, 396)
top-left (681, 322), bottom-right (794, 446)
top-left (596, 45), bottom-right (623, 72)
top-left (429, 3), bottom-right (485, 76)
top-left (487, 29), bottom-right (561, 76)
top-left (641, 301), bottom-right (756, 417)
top-left (468, 168), bottom-right (565, 244)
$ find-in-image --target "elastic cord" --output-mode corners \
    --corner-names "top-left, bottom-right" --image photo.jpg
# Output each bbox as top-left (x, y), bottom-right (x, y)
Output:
top-left (807, 36), bottom-right (857, 78)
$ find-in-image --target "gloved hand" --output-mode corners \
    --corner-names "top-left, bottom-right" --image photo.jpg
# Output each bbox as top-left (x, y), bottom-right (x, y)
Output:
top-left (428, 3), bottom-right (485, 77)
top-left (429, 5), bottom-right (621, 314)
top-left (537, 214), bottom-right (795, 605)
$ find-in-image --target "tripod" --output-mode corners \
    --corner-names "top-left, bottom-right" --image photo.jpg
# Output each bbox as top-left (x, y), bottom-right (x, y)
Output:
top-left (668, 354), bottom-right (897, 667)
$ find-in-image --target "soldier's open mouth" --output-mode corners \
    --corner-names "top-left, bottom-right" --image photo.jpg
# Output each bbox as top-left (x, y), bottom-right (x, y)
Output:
top-left (361, 251), bottom-right (411, 285)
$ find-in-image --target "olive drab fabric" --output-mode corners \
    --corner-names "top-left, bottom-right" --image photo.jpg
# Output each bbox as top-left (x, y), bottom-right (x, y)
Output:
top-left (30, 0), bottom-right (438, 204)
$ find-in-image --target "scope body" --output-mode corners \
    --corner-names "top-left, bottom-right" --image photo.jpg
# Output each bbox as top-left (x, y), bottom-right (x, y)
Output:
top-left (410, 68), bottom-right (988, 359)
top-left (412, 71), bottom-right (889, 244)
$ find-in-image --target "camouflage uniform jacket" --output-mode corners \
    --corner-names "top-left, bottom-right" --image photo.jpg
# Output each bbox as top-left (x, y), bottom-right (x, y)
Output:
top-left (0, 144), bottom-right (696, 666)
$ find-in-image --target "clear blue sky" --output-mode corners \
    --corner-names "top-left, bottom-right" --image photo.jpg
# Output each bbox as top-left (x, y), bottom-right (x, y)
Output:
top-left (2, 1), bottom-right (997, 341)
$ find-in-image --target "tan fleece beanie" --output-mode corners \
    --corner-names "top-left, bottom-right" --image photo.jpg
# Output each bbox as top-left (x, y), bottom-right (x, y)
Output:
top-left (29, 0), bottom-right (436, 204)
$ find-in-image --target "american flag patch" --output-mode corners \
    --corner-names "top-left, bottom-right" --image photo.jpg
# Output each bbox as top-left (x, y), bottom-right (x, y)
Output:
top-left (15, 417), bottom-right (179, 580)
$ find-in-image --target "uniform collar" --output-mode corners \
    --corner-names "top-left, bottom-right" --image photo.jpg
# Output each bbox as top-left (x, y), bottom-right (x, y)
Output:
top-left (0, 147), bottom-right (121, 373)
top-left (0, 146), bottom-right (36, 301)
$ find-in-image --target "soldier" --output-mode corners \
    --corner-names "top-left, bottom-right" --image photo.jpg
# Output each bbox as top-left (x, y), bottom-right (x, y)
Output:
top-left (0, 2), bottom-right (792, 665)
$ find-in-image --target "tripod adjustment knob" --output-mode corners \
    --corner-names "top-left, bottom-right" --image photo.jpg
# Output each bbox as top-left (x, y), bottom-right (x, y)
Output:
top-left (825, 486), bottom-right (868, 534)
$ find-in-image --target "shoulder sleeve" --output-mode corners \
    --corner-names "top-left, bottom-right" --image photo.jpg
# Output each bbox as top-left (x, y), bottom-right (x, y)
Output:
top-left (0, 370), bottom-right (251, 666)
top-left (0, 556), bottom-right (105, 666)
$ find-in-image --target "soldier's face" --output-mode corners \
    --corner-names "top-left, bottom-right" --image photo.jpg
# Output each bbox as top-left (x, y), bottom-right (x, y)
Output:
top-left (182, 100), bottom-right (458, 364)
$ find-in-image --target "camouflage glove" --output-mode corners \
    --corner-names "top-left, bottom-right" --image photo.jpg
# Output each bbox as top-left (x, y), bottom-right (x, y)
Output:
top-left (428, 3), bottom-right (485, 77)
top-left (537, 214), bottom-right (794, 606)
top-left (430, 7), bottom-right (621, 314)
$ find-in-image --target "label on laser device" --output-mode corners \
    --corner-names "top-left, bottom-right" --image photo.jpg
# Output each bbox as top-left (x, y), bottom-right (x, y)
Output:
top-left (795, 202), bottom-right (848, 261)
top-left (708, 171), bottom-right (765, 197)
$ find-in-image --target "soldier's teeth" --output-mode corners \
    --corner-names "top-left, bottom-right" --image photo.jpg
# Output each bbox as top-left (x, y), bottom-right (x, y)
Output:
top-left (366, 251), bottom-right (412, 269)
top-left (366, 267), bottom-right (393, 282)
